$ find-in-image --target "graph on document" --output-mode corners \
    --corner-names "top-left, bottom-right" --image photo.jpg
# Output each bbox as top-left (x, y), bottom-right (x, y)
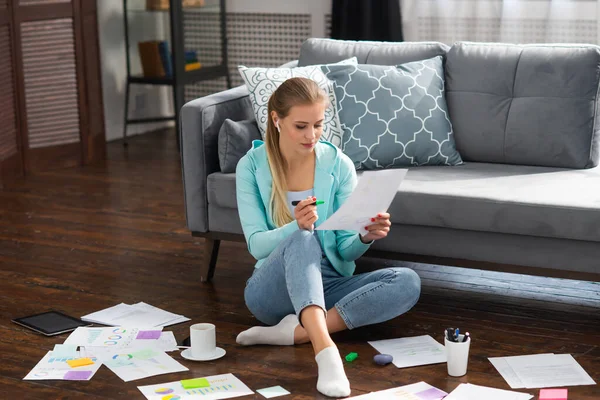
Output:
top-left (186, 384), bottom-right (234, 395)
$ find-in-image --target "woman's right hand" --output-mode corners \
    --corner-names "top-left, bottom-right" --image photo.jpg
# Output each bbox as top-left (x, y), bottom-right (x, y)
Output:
top-left (294, 196), bottom-right (319, 231)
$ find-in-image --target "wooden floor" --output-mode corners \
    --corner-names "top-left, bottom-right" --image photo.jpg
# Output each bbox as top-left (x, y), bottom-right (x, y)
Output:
top-left (1, 129), bottom-right (598, 399)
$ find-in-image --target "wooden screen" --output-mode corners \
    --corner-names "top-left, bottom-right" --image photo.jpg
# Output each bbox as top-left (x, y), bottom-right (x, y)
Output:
top-left (0, 0), bottom-right (24, 188)
top-left (8, 0), bottom-right (105, 174)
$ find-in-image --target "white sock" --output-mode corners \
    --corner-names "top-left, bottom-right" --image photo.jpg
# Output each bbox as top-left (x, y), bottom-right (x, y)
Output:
top-left (236, 314), bottom-right (299, 346)
top-left (315, 346), bottom-right (351, 398)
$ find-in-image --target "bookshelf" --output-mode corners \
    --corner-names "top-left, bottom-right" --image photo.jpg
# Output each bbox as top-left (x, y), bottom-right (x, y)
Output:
top-left (122, 0), bottom-right (232, 147)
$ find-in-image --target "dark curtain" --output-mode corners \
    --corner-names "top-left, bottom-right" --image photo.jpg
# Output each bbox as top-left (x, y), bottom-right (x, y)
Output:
top-left (331, 0), bottom-right (403, 42)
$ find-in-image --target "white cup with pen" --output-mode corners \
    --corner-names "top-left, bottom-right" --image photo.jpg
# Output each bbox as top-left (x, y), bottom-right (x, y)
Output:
top-left (444, 327), bottom-right (471, 377)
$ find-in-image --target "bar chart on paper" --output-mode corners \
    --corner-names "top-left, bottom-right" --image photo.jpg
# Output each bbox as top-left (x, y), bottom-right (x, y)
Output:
top-left (137, 373), bottom-right (254, 400)
top-left (186, 383), bottom-right (234, 395)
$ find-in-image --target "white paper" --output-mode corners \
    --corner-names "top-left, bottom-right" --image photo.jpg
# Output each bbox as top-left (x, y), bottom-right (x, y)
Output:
top-left (81, 331), bottom-right (179, 357)
top-left (505, 353), bottom-right (596, 389)
top-left (137, 373), bottom-right (254, 400)
top-left (81, 302), bottom-right (190, 328)
top-left (368, 335), bottom-right (446, 368)
top-left (348, 381), bottom-right (447, 399)
top-left (444, 383), bottom-right (533, 400)
top-left (488, 354), bottom-right (553, 389)
top-left (256, 385), bottom-right (291, 398)
top-left (64, 326), bottom-right (162, 348)
top-left (23, 351), bottom-right (102, 381)
top-left (316, 169), bottom-right (408, 232)
top-left (94, 347), bottom-right (188, 382)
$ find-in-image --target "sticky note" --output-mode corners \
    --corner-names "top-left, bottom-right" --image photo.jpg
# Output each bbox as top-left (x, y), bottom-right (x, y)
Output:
top-left (136, 330), bottom-right (162, 339)
top-left (131, 348), bottom-right (159, 360)
top-left (52, 344), bottom-right (78, 358)
top-left (180, 378), bottom-right (210, 389)
top-left (418, 387), bottom-right (448, 400)
top-left (66, 358), bottom-right (94, 368)
top-left (256, 386), bottom-right (291, 398)
top-left (64, 370), bottom-right (93, 380)
top-left (540, 388), bottom-right (568, 400)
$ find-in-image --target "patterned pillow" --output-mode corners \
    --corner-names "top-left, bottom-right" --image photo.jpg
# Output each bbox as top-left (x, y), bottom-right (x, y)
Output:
top-left (321, 56), bottom-right (463, 169)
top-left (238, 57), bottom-right (357, 148)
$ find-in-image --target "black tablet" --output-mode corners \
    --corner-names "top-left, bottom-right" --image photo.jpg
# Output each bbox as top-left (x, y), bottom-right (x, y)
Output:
top-left (12, 311), bottom-right (92, 336)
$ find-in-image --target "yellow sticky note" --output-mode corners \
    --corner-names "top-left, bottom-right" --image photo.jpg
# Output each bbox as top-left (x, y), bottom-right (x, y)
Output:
top-left (66, 358), bottom-right (94, 368)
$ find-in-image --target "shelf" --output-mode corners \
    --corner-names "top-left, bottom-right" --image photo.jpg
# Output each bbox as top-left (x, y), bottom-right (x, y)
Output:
top-left (128, 64), bottom-right (227, 85)
top-left (126, 4), bottom-right (221, 14)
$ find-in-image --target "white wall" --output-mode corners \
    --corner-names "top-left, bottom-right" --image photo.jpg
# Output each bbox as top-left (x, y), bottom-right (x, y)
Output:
top-left (97, 0), bottom-right (174, 142)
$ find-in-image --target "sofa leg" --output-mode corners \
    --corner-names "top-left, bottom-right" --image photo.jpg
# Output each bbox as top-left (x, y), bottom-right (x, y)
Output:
top-left (201, 238), bottom-right (220, 282)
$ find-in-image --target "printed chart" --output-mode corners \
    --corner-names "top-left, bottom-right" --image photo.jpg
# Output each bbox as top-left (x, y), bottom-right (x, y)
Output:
top-left (97, 347), bottom-right (188, 382)
top-left (23, 351), bottom-right (101, 381)
top-left (138, 373), bottom-right (254, 400)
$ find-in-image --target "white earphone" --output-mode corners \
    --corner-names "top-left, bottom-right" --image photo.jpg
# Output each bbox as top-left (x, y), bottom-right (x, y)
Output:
top-left (275, 120), bottom-right (281, 132)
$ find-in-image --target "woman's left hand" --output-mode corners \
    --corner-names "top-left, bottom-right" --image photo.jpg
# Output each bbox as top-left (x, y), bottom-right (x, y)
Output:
top-left (360, 212), bottom-right (391, 243)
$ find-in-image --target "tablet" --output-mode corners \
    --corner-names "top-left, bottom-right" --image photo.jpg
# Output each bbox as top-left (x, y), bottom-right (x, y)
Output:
top-left (12, 311), bottom-right (92, 336)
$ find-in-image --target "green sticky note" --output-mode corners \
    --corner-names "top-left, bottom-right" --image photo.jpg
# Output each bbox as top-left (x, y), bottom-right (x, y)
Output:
top-left (130, 348), bottom-right (159, 360)
top-left (181, 378), bottom-right (210, 389)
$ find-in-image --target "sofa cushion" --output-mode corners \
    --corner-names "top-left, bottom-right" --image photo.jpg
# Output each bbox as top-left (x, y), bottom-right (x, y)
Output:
top-left (389, 162), bottom-right (600, 243)
top-left (208, 162), bottom-right (600, 243)
top-left (218, 119), bottom-right (261, 173)
top-left (321, 57), bottom-right (463, 169)
top-left (238, 57), bottom-right (357, 148)
top-left (445, 42), bottom-right (600, 169)
top-left (298, 38), bottom-right (449, 67)
top-left (207, 172), bottom-right (237, 209)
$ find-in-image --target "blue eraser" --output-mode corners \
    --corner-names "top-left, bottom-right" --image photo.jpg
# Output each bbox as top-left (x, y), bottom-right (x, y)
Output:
top-left (374, 354), bottom-right (393, 365)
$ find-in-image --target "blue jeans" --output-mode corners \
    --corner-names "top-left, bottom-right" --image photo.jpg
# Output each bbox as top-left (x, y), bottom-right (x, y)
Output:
top-left (244, 230), bottom-right (421, 329)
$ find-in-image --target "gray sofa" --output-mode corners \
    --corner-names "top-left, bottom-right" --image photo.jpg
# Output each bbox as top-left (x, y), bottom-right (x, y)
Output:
top-left (181, 38), bottom-right (600, 282)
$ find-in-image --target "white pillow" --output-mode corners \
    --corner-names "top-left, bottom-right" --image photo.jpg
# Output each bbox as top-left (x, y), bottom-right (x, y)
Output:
top-left (238, 57), bottom-right (357, 148)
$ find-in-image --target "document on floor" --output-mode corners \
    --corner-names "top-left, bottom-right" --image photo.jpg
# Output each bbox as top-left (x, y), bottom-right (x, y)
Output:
top-left (489, 353), bottom-right (596, 389)
top-left (23, 350), bottom-right (102, 381)
top-left (315, 168), bottom-right (408, 232)
top-left (348, 381), bottom-right (447, 399)
top-left (368, 335), bottom-right (446, 368)
top-left (443, 383), bottom-right (533, 400)
top-left (80, 331), bottom-right (179, 356)
top-left (137, 373), bottom-right (254, 400)
top-left (63, 326), bottom-right (161, 348)
top-left (81, 302), bottom-right (190, 327)
top-left (94, 347), bottom-right (188, 382)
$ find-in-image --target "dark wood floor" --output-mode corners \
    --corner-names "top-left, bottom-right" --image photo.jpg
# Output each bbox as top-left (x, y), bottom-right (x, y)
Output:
top-left (1, 129), bottom-right (598, 399)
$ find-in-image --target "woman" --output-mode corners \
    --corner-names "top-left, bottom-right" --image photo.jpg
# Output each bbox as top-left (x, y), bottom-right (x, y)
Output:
top-left (235, 77), bottom-right (421, 398)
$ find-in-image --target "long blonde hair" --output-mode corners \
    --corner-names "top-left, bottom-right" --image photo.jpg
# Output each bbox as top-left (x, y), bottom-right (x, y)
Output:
top-left (266, 77), bottom-right (329, 227)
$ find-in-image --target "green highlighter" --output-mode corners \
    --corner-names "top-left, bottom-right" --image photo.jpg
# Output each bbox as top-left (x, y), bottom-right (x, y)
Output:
top-left (181, 378), bottom-right (210, 389)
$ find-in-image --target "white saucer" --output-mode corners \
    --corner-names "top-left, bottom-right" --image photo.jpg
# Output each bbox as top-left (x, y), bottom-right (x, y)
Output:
top-left (181, 347), bottom-right (226, 361)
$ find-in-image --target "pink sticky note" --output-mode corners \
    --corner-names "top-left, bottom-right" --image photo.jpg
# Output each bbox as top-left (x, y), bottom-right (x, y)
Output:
top-left (539, 388), bottom-right (568, 400)
top-left (417, 387), bottom-right (447, 400)
top-left (64, 370), bottom-right (93, 380)
top-left (136, 330), bottom-right (161, 339)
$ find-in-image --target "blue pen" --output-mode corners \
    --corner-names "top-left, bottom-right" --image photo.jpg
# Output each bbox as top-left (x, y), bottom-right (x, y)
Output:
top-left (454, 328), bottom-right (460, 340)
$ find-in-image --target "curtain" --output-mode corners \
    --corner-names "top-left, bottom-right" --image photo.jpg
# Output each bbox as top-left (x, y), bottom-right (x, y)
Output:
top-left (400, 0), bottom-right (597, 45)
top-left (331, 0), bottom-right (404, 42)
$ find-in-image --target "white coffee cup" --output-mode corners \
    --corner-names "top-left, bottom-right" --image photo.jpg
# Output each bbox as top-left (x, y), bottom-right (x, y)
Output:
top-left (445, 334), bottom-right (471, 377)
top-left (190, 323), bottom-right (216, 359)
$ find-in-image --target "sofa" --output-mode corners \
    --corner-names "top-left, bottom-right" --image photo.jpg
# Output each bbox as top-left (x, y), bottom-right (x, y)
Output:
top-left (180, 38), bottom-right (600, 283)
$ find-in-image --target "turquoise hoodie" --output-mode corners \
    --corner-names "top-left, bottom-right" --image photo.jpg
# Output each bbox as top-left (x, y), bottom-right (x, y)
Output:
top-left (235, 139), bottom-right (372, 277)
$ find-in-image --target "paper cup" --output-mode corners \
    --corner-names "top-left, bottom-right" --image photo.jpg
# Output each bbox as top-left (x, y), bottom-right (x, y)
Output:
top-left (190, 323), bottom-right (216, 359)
top-left (445, 334), bottom-right (470, 377)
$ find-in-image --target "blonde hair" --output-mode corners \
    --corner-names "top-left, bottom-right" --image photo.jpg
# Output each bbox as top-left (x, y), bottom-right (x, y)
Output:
top-left (266, 77), bottom-right (329, 227)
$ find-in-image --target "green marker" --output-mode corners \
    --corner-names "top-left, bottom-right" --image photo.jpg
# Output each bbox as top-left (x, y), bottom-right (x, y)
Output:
top-left (345, 352), bottom-right (358, 362)
top-left (291, 200), bottom-right (325, 206)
